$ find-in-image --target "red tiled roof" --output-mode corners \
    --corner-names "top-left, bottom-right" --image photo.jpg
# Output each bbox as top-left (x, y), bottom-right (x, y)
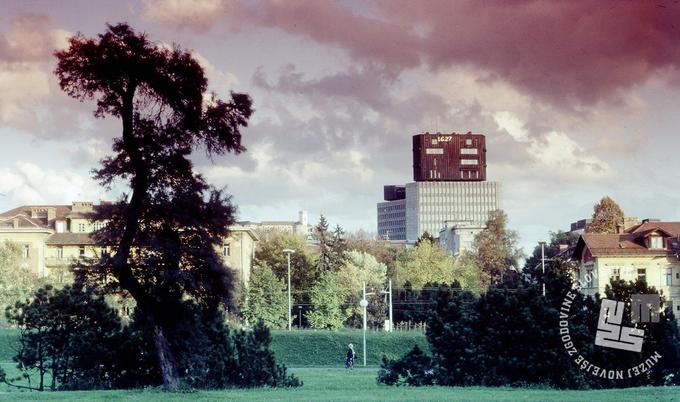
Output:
top-left (0, 204), bottom-right (98, 229)
top-left (625, 221), bottom-right (680, 235)
top-left (573, 222), bottom-right (680, 260)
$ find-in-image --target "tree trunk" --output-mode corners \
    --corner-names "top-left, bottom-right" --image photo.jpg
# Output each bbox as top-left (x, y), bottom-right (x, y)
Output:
top-left (152, 324), bottom-right (180, 391)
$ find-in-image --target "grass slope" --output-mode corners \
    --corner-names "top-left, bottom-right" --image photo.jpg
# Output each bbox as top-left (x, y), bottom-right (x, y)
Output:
top-left (269, 329), bottom-right (428, 367)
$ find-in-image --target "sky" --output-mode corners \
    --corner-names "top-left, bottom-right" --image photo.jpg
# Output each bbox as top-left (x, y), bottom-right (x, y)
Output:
top-left (2, 0), bottom-right (680, 254)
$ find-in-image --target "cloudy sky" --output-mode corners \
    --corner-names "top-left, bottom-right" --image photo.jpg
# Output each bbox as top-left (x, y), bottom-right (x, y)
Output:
top-left (2, 0), bottom-right (680, 253)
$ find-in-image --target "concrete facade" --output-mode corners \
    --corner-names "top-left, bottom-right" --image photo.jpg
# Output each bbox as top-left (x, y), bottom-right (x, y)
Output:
top-left (438, 221), bottom-right (486, 256)
top-left (376, 181), bottom-right (501, 243)
top-left (405, 181), bottom-right (501, 242)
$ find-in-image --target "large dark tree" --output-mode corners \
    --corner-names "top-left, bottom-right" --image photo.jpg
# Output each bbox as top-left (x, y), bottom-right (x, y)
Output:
top-left (55, 23), bottom-right (253, 390)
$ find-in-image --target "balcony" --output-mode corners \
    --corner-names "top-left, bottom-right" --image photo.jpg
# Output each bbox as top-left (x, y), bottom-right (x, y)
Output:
top-left (44, 257), bottom-right (97, 267)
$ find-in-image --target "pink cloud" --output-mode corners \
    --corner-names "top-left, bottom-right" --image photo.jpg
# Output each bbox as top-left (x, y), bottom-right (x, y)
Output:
top-left (144, 0), bottom-right (680, 108)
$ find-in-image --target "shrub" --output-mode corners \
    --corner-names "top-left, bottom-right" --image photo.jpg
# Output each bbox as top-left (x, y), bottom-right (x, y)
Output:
top-left (377, 345), bottom-right (435, 386)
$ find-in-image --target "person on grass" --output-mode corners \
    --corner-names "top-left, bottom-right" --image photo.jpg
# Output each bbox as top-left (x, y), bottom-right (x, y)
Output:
top-left (345, 343), bottom-right (355, 369)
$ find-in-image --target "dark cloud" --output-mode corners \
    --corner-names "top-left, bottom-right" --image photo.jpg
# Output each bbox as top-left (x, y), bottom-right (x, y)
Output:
top-left (149, 0), bottom-right (680, 109)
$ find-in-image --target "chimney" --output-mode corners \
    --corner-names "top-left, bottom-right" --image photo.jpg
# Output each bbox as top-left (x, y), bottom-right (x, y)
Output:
top-left (299, 210), bottom-right (308, 226)
top-left (72, 202), bottom-right (94, 213)
top-left (616, 223), bottom-right (623, 234)
top-left (12, 218), bottom-right (19, 228)
top-left (47, 207), bottom-right (56, 221)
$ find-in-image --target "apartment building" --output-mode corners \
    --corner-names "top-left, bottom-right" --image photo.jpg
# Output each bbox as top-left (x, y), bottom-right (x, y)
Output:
top-left (572, 220), bottom-right (680, 319)
top-left (0, 202), bottom-right (257, 284)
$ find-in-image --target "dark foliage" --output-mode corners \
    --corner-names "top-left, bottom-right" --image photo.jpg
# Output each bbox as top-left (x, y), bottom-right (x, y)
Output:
top-left (414, 231), bottom-right (436, 247)
top-left (379, 261), bottom-right (680, 389)
top-left (54, 23), bottom-right (253, 389)
top-left (6, 286), bottom-right (300, 391)
top-left (5, 285), bottom-right (159, 391)
top-left (377, 345), bottom-right (435, 386)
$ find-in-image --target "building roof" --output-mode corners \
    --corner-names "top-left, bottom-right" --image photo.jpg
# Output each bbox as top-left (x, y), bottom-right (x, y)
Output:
top-left (625, 221), bottom-right (680, 236)
top-left (0, 214), bottom-right (46, 229)
top-left (45, 233), bottom-right (96, 245)
top-left (0, 204), bottom-right (96, 229)
top-left (227, 225), bottom-right (260, 241)
top-left (573, 223), bottom-right (680, 259)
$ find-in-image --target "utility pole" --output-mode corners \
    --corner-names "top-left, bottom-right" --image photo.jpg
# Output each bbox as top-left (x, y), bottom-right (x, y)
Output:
top-left (380, 279), bottom-right (393, 332)
top-left (388, 279), bottom-right (393, 332)
top-left (539, 241), bottom-right (546, 297)
top-left (283, 249), bottom-right (295, 331)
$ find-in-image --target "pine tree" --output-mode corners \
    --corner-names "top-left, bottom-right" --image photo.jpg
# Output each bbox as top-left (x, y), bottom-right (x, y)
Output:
top-left (314, 215), bottom-right (334, 273)
top-left (55, 23), bottom-right (253, 390)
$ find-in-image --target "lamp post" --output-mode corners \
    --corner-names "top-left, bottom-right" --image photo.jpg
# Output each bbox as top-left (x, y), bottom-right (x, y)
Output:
top-left (539, 241), bottom-right (546, 296)
top-left (359, 281), bottom-right (369, 367)
top-left (298, 305), bottom-right (302, 328)
top-left (283, 249), bottom-right (295, 331)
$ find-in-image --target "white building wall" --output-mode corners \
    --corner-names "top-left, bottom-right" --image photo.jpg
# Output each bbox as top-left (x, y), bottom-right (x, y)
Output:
top-left (406, 181), bottom-right (501, 242)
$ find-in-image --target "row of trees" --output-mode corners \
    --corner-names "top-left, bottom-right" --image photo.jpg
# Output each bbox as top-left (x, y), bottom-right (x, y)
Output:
top-left (242, 210), bottom-right (523, 330)
top-left (378, 255), bottom-right (680, 389)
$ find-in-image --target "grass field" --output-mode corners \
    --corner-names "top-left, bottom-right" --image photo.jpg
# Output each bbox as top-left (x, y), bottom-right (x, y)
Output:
top-left (269, 329), bottom-right (428, 366)
top-left (1, 368), bottom-right (680, 401)
top-left (3, 329), bottom-right (680, 401)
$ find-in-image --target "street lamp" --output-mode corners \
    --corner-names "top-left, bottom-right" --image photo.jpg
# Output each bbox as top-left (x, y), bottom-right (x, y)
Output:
top-left (359, 282), bottom-right (369, 367)
top-left (282, 249), bottom-right (295, 331)
top-left (538, 241), bottom-right (546, 297)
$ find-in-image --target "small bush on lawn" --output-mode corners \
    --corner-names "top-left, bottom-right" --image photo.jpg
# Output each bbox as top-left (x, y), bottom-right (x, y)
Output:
top-left (377, 345), bottom-right (435, 386)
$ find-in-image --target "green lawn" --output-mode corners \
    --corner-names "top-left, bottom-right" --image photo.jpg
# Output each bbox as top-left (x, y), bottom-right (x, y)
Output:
top-left (1, 368), bottom-right (679, 401)
top-left (269, 329), bottom-right (428, 367)
top-left (3, 329), bottom-right (680, 401)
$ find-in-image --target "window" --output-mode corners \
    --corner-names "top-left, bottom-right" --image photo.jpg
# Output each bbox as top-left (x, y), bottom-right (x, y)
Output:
top-left (637, 269), bottom-right (646, 281)
top-left (22, 244), bottom-right (29, 259)
top-left (460, 148), bottom-right (478, 155)
top-left (466, 139), bottom-right (472, 145)
top-left (431, 138), bottom-right (438, 145)
top-left (57, 247), bottom-right (63, 259)
top-left (94, 222), bottom-right (107, 231)
top-left (426, 148), bottom-right (444, 155)
top-left (78, 223), bottom-right (86, 232)
top-left (650, 236), bottom-right (664, 249)
top-left (79, 246), bottom-right (86, 257)
top-left (612, 268), bottom-right (620, 281)
top-left (55, 221), bottom-right (66, 233)
top-left (223, 244), bottom-right (230, 257)
top-left (460, 159), bottom-right (478, 165)
top-left (666, 268), bottom-right (673, 286)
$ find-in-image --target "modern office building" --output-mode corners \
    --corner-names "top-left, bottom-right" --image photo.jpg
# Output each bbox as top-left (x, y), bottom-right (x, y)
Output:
top-left (412, 132), bottom-right (487, 181)
top-left (377, 132), bottom-right (501, 249)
